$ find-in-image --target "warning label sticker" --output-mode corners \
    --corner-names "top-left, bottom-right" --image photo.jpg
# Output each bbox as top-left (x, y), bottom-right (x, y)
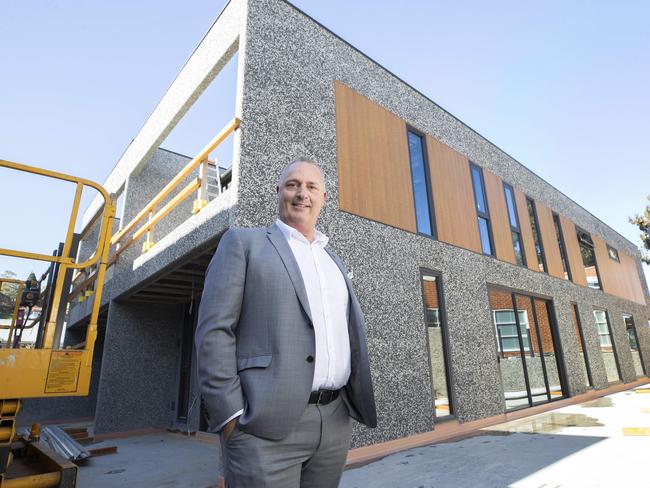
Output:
top-left (45, 351), bottom-right (82, 393)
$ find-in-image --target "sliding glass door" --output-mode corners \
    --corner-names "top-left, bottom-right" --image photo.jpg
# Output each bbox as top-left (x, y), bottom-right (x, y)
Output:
top-left (489, 288), bottom-right (565, 411)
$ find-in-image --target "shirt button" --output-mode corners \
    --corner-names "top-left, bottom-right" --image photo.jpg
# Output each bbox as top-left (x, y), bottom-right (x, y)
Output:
top-left (306, 355), bottom-right (314, 363)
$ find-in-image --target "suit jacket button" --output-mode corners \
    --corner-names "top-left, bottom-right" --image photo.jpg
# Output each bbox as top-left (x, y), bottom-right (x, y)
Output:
top-left (306, 355), bottom-right (314, 363)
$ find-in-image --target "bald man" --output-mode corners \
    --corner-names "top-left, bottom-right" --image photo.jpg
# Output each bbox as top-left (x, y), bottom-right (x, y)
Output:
top-left (196, 158), bottom-right (376, 487)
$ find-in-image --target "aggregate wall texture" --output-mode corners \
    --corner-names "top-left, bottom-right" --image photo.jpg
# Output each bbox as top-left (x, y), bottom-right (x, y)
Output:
top-left (94, 300), bottom-right (183, 433)
top-left (231, 0), bottom-right (650, 447)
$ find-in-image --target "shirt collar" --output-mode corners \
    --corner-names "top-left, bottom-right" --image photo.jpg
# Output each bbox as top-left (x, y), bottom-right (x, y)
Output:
top-left (275, 219), bottom-right (329, 247)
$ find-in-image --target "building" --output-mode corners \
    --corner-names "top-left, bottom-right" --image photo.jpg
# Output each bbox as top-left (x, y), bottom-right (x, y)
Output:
top-left (20, 0), bottom-right (649, 451)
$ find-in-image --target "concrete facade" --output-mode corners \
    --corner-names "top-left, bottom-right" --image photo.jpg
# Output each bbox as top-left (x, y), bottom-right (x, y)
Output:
top-left (22, 0), bottom-right (649, 451)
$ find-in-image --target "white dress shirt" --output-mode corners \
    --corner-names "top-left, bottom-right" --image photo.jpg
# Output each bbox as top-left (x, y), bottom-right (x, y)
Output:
top-left (218, 221), bottom-right (351, 431)
top-left (275, 219), bottom-right (351, 391)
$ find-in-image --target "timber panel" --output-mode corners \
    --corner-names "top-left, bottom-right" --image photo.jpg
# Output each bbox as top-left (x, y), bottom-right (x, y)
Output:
top-left (559, 215), bottom-right (588, 286)
top-left (619, 252), bottom-right (646, 305)
top-left (515, 189), bottom-right (539, 272)
top-left (334, 81), bottom-right (417, 232)
top-left (426, 136), bottom-right (482, 253)
top-left (594, 236), bottom-right (646, 304)
top-left (484, 171), bottom-right (516, 264)
top-left (535, 201), bottom-right (565, 279)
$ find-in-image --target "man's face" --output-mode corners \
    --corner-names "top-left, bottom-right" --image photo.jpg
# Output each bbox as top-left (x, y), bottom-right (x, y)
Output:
top-left (277, 162), bottom-right (326, 235)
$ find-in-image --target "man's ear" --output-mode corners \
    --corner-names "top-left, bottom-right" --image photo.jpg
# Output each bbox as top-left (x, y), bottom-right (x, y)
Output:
top-left (276, 185), bottom-right (280, 194)
top-left (323, 191), bottom-right (328, 200)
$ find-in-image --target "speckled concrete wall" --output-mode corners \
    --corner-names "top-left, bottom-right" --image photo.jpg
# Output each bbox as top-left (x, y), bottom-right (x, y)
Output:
top-left (94, 300), bottom-right (183, 433)
top-left (232, 0), bottom-right (650, 447)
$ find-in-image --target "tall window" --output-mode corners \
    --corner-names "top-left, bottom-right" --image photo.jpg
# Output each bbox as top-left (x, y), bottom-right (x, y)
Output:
top-left (577, 228), bottom-right (601, 290)
top-left (526, 198), bottom-right (546, 272)
top-left (623, 314), bottom-right (646, 377)
top-left (470, 163), bottom-right (494, 256)
top-left (552, 213), bottom-right (571, 281)
top-left (593, 309), bottom-right (620, 383)
top-left (407, 129), bottom-right (435, 237)
top-left (503, 183), bottom-right (526, 266)
top-left (420, 271), bottom-right (453, 419)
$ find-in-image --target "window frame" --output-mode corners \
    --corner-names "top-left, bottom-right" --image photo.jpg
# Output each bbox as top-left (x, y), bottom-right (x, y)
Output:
top-left (419, 268), bottom-right (455, 420)
top-left (552, 212), bottom-right (572, 281)
top-left (593, 308), bottom-right (622, 383)
top-left (503, 182), bottom-right (527, 267)
top-left (576, 226), bottom-right (603, 290)
top-left (526, 197), bottom-right (548, 273)
top-left (405, 126), bottom-right (438, 239)
top-left (469, 161), bottom-right (495, 256)
top-left (606, 244), bottom-right (620, 262)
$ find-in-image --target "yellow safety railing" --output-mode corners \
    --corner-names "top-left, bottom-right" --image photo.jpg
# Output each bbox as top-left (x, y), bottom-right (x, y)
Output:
top-left (109, 117), bottom-right (240, 261)
top-left (0, 159), bottom-right (115, 399)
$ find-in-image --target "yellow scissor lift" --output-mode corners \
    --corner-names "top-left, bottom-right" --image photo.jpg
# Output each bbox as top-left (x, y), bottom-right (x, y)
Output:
top-left (0, 118), bottom-right (238, 488)
top-left (0, 160), bottom-right (115, 488)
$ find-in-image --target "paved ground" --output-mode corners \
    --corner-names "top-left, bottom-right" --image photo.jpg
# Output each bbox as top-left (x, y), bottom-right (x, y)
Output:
top-left (73, 384), bottom-right (649, 487)
top-left (341, 384), bottom-right (650, 488)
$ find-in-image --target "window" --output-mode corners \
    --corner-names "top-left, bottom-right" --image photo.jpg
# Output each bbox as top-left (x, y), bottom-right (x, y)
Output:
top-left (552, 213), bottom-right (571, 281)
top-left (420, 271), bottom-right (453, 419)
top-left (526, 198), bottom-right (547, 272)
top-left (503, 183), bottom-right (526, 266)
top-left (425, 308), bottom-right (440, 328)
top-left (470, 163), bottom-right (494, 255)
top-left (407, 129), bottom-right (435, 237)
top-left (594, 310), bottom-right (611, 347)
top-left (607, 244), bottom-right (620, 262)
top-left (494, 310), bottom-right (531, 352)
top-left (593, 309), bottom-right (620, 383)
top-left (577, 228), bottom-right (601, 289)
top-left (623, 314), bottom-right (646, 377)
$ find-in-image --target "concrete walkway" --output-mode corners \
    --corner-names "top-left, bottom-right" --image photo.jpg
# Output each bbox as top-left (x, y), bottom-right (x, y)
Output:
top-left (341, 384), bottom-right (650, 488)
top-left (74, 384), bottom-right (649, 487)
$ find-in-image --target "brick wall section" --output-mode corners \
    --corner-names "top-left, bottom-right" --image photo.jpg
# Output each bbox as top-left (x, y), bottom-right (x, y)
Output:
top-left (422, 278), bottom-right (439, 310)
top-left (488, 289), bottom-right (555, 355)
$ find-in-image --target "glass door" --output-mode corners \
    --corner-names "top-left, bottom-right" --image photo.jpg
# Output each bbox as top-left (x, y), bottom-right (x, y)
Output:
top-left (490, 288), bottom-right (565, 411)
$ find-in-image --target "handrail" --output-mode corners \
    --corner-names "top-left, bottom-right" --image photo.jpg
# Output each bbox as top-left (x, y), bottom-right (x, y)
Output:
top-left (110, 117), bottom-right (240, 246)
top-left (0, 160), bottom-right (113, 270)
top-left (110, 177), bottom-right (202, 262)
top-left (0, 159), bottom-right (116, 351)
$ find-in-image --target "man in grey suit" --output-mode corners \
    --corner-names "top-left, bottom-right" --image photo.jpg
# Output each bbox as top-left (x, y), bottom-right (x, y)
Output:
top-left (196, 158), bottom-right (376, 487)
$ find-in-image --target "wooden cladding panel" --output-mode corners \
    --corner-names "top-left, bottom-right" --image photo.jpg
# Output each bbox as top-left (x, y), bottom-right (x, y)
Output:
top-left (426, 136), bottom-right (482, 253)
top-left (594, 236), bottom-right (646, 304)
top-left (559, 215), bottom-right (587, 286)
top-left (619, 252), bottom-right (646, 304)
top-left (515, 189), bottom-right (539, 272)
top-left (535, 201), bottom-right (565, 279)
top-left (334, 81), bottom-right (417, 232)
top-left (484, 171), bottom-right (516, 264)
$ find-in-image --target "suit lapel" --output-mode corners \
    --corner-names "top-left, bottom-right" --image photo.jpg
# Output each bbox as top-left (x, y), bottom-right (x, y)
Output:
top-left (266, 224), bottom-right (313, 323)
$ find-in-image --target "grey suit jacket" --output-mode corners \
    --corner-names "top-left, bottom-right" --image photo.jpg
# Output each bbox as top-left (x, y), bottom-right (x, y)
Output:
top-left (195, 223), bottom-right (377, 440)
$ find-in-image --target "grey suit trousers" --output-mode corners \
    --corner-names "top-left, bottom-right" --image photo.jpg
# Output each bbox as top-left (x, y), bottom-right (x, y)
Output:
top-left (220, 395), bottom-right (352, 488)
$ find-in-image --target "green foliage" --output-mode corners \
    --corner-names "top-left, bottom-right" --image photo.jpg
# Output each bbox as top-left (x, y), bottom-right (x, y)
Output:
top-left (629, 195), bottom-right (650, 265)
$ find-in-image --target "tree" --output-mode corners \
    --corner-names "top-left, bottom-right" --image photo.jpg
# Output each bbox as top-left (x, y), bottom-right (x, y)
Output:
top-left (0, 270), bottom-right (20, 318)
top-left (630, 195), bottom-right (650, 265)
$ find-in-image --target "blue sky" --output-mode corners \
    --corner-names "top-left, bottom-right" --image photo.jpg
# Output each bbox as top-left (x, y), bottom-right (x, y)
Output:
top-left (1, 0), bottom-right (648, 286)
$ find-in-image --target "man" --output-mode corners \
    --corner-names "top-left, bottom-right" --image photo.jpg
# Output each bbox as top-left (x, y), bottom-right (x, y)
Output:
top-left (196, 158), bottom-right (376, 487)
